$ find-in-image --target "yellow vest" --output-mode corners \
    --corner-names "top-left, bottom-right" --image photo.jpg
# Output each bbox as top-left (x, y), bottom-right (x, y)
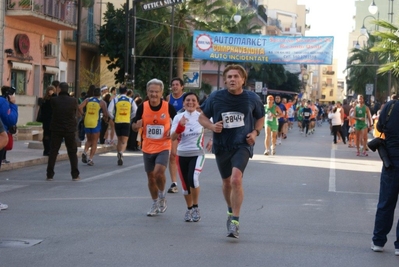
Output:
top-left (84, 97), bottom-right (101, 128)
top-left (114, 95), bottom-right (132, 123)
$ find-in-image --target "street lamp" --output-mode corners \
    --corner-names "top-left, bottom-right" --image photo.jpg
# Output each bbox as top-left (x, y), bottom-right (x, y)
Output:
top-left (368, 0), bottom-right (378, 15)
top-left (354, 34), bottom-right (368, 49)
top-left (360, 15), bottom-right (377, 35)
top-left (216, 13), bottom-right (241, 90)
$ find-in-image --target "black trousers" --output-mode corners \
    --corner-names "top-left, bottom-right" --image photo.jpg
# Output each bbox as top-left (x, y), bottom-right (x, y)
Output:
top-left (46, 131), bottom-right (79, 179)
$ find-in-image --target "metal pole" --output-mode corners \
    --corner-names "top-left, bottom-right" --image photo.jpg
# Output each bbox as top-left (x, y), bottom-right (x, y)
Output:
top-left (125, 0), bottom-right (129, 81)
top-left (387, 0), bottom-right (394, 96)
top-left (168, 5), bottom-right (175, 87)
top-left (74, 0), bottom-right (82, 98)
top-left (131, 1), bottom-right (136, 89)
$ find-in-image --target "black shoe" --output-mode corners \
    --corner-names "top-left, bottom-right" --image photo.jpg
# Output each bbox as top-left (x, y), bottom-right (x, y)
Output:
top-left (117, 152), bottom-right (123, 166)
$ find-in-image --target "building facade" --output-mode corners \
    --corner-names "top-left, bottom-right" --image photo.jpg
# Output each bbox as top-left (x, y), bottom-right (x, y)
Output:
top-left (1, 0), bottom-right (101, 125)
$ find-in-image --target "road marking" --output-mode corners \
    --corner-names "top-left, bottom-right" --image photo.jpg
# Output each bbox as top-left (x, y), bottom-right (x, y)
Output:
top-left (81, 163), bottom-right (144, 183)
top-left (329, 145), bottom-right (336, 192)
top-left (0, 185), bottom-right (27, 193)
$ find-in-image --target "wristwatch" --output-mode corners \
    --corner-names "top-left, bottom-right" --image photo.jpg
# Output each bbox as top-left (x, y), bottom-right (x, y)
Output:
top-left (254, 129), bottom-right (260, 136)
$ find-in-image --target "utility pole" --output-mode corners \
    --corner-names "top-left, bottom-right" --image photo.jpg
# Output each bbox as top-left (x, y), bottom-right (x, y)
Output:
top-left (125, 0), bottom-right (130, 84)
top-left (74, 0), bottom-right (82, 98)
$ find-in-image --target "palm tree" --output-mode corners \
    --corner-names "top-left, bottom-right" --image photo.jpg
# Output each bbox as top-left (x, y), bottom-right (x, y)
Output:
top-left (346, 34), bottom-right (390, 101)
top-left (135, 0), bottom-right (229, 81)
top-left (370, 20), bottom-right (399, 96)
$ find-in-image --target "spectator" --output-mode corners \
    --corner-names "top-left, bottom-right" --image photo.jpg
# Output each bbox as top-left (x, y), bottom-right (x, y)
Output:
top-left (0, 119), bottom-right (9, 211)
top-left (371, 98), bottom-right (399, 255)
top-left (46, 82), bottom-right (80, 181)
top-left (0, 86), bottom-right (18, 168)
top-left (40, 85), bottom-right (57, 156)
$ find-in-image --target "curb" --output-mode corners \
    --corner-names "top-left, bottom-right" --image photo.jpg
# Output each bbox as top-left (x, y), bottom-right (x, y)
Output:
top-left (0, 145), bottom-right (116, 172)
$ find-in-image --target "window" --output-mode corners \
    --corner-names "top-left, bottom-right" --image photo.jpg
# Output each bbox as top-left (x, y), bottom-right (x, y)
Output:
top-left (10, 70), bottom-right (27, 95)
top-left (43, 73), bottom-right (55, 94)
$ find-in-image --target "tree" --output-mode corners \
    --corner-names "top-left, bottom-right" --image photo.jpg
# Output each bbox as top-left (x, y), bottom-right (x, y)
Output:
top-left (370, 20), bottom-right (399, 96)
top-left (98, 3), bottom-right (127, 83)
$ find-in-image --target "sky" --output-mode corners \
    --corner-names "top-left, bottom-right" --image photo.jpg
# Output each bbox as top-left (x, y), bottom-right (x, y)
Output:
top-left (297, 0), bottom-right (356, 78)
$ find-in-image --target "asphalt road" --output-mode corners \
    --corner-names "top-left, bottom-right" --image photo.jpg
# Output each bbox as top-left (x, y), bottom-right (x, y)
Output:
top-left (1, 122), bottom-right (398, 267)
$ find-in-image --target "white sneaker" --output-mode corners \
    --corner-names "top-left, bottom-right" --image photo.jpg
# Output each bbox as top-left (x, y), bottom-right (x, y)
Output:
top-left (371, 242), bottom-right (384, 252)
top-left (396, 249), bottom-right (399, 256)
top-left (0, 203), bottom-right (8, 210)
top-left (263, 150), bottom-right (269, 155)
top-left (277, 138), bottom-right (281, 145)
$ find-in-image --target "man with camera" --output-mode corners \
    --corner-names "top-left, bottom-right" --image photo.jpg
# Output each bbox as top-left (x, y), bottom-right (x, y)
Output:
top-left (0, 86), bottom-right (18, 168)
top-left (371, 98), bottom-right (399, 255)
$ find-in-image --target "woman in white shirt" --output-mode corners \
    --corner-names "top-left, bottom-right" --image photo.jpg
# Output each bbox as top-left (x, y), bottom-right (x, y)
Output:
top-left (171, 92), bottom-right (212, 222)
top-left (328, 106), bottom-right (346, 145)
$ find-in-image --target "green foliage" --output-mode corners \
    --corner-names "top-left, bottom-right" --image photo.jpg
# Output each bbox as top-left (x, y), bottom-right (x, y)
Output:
top-left (25, 122), bottom-right (42, 126)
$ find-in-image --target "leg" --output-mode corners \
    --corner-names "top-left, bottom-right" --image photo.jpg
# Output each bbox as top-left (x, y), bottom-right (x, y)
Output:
top-left (168, 140), bottom-right (178, 193)
top-left (64, 132), bottom-right (79, 179)
top-left (88, 132), bottom-right (100, 160)
top-left (46, 131), bottom-right (63, 179)
top-left (373, 165), bottom-right (399, 247)
top-left (264, 126), bottom-right (271, 154)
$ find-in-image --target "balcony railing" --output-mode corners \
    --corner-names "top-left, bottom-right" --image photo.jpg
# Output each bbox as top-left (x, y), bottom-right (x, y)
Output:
top-left (7, 0), bottom-right (77, 30)
top-left (64, 23), bottom-right (100, 50)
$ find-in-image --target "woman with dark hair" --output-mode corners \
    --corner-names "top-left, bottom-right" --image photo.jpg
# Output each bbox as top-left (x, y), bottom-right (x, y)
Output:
top-left (41, 85), bottom-right (56, 156)
top-left (171, 92), bottom-right (212, 222)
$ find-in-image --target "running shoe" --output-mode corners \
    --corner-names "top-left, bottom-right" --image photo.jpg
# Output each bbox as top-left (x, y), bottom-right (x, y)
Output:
top-left (263, 150), bottom-right (269, 155)
top-left (277, 138), bottom-right (281, 145)
top-left (147, 201), bottom-right (159, 216)
top-left (192, 207), bottom-right (201, 222)
top-left (184, 209), bottom-right (192, 222)
top-left (227, 220), bottom-right (239, 238)
top-left (226, 212), bottom-right (232, 233)
top-left (272, 149), bottom-right (276, 155)
top-left (158, 197), bottom-right (167, 213)
top-left (82, 152), bottom-right (88, 163)
top-left (87, 159), bottom-right (94, 166)
top-left (117, 152), bottom-right (123, 166)
top-left (0, 203), bottom-right (8, 210)
top-left (395, 249), bottom-right (399, 256)
top-left (371, 242), bottom-right (383, 252)
top-left (167, 183), bottom-right (178, 193)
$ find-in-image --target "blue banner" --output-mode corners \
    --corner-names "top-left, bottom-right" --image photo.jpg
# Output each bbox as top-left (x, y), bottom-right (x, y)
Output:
top-left (192, 31), bottom-right (334, 65)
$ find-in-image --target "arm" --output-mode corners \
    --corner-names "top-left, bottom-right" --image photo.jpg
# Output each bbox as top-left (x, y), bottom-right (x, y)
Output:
top-left (275, 106), bottom-right (282, 118)
top-left (130, 99), bottom-right (138, 119)
top-left (78, 99), bottom-right (87, 116)
top-left (171, 114), bottom-right (186, 141)
top-left (100, 100), bottom-right (109, 122)
top-left (107, 98), bottom-right (115, 120)
top-left (0, 120), bottom-right (8, 150)
top-left (131, 104), bottom-right (143, 132)
top-left (198, 112), bottom-right (223, 133)
top-left (366, 107), bottom-right (373, 126)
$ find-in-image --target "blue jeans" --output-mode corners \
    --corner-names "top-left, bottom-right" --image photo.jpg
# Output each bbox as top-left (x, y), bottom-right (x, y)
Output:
top-left (372, 156), bottom-right (399, 248)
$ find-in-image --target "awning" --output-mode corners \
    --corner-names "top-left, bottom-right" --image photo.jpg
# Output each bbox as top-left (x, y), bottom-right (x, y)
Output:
top-left (43, 65), bottom-right (59, 74)
top-left (9, 61), bottom-right (32, 71)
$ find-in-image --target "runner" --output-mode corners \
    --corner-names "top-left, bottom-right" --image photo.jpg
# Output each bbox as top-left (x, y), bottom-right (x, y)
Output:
top-left (264, 95), bottom-right (282, 155)
top-left (171, 92), bottom-right (212, 222)
top-left (131, 78), bottom-right (177, 216)
top-left (107, 85), bottom-right (137, 166)
top-left (79, 88), bottom-right (109, 166)
top-left (165, 77), bottom-right (186, 194)
top-left (308, 100), bottom-right (319, 134)
top-left (301, 100), bottom-right (312, 136)
top-left (199, 64), bottom-right (265, 238)
top-left (275, 95), bottom-right (286, 145)
top-left (352, 95), bottom-right (373, 156)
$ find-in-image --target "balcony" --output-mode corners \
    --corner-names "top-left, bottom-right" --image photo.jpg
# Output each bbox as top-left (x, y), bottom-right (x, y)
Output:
top-left (64, 23), bottom-right (100, 52)
top-left (322, 82), bottom-right (334, 87)
top-left (6, 0), bottom-right (77, 31)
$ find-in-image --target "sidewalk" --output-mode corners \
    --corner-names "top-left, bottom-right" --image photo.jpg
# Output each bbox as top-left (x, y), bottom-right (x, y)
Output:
top-left (0, 140), bottom-right (116, 172)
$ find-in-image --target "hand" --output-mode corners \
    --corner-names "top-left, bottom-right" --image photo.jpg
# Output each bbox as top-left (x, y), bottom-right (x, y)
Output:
top-left (136, 119), bottom-right (143, 128)
top-left (246, 131), bottom-right (256, 146)
top-left (179, 115), bottom-right (188, 126)
top-left (213, 120), bottom-right (223, 133)
top-left (8, 95), bottom-right (16, 104)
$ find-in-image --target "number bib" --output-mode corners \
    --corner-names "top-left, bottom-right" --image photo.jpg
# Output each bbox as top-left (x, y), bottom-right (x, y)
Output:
top-left (267, 111), bottom-right (273, 121)
top-left (222, 112), bottom-right (245, 129)
top-left (147, 125), bottom-right (164, 139)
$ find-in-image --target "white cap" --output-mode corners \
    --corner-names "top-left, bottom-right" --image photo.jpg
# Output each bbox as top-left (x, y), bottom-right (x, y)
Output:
top-left (100, 85), bottom-right (108, 91)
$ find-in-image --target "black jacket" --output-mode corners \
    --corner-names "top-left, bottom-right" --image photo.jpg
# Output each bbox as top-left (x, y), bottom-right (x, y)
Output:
top-left (50, 92), bottom-right (78, 132)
